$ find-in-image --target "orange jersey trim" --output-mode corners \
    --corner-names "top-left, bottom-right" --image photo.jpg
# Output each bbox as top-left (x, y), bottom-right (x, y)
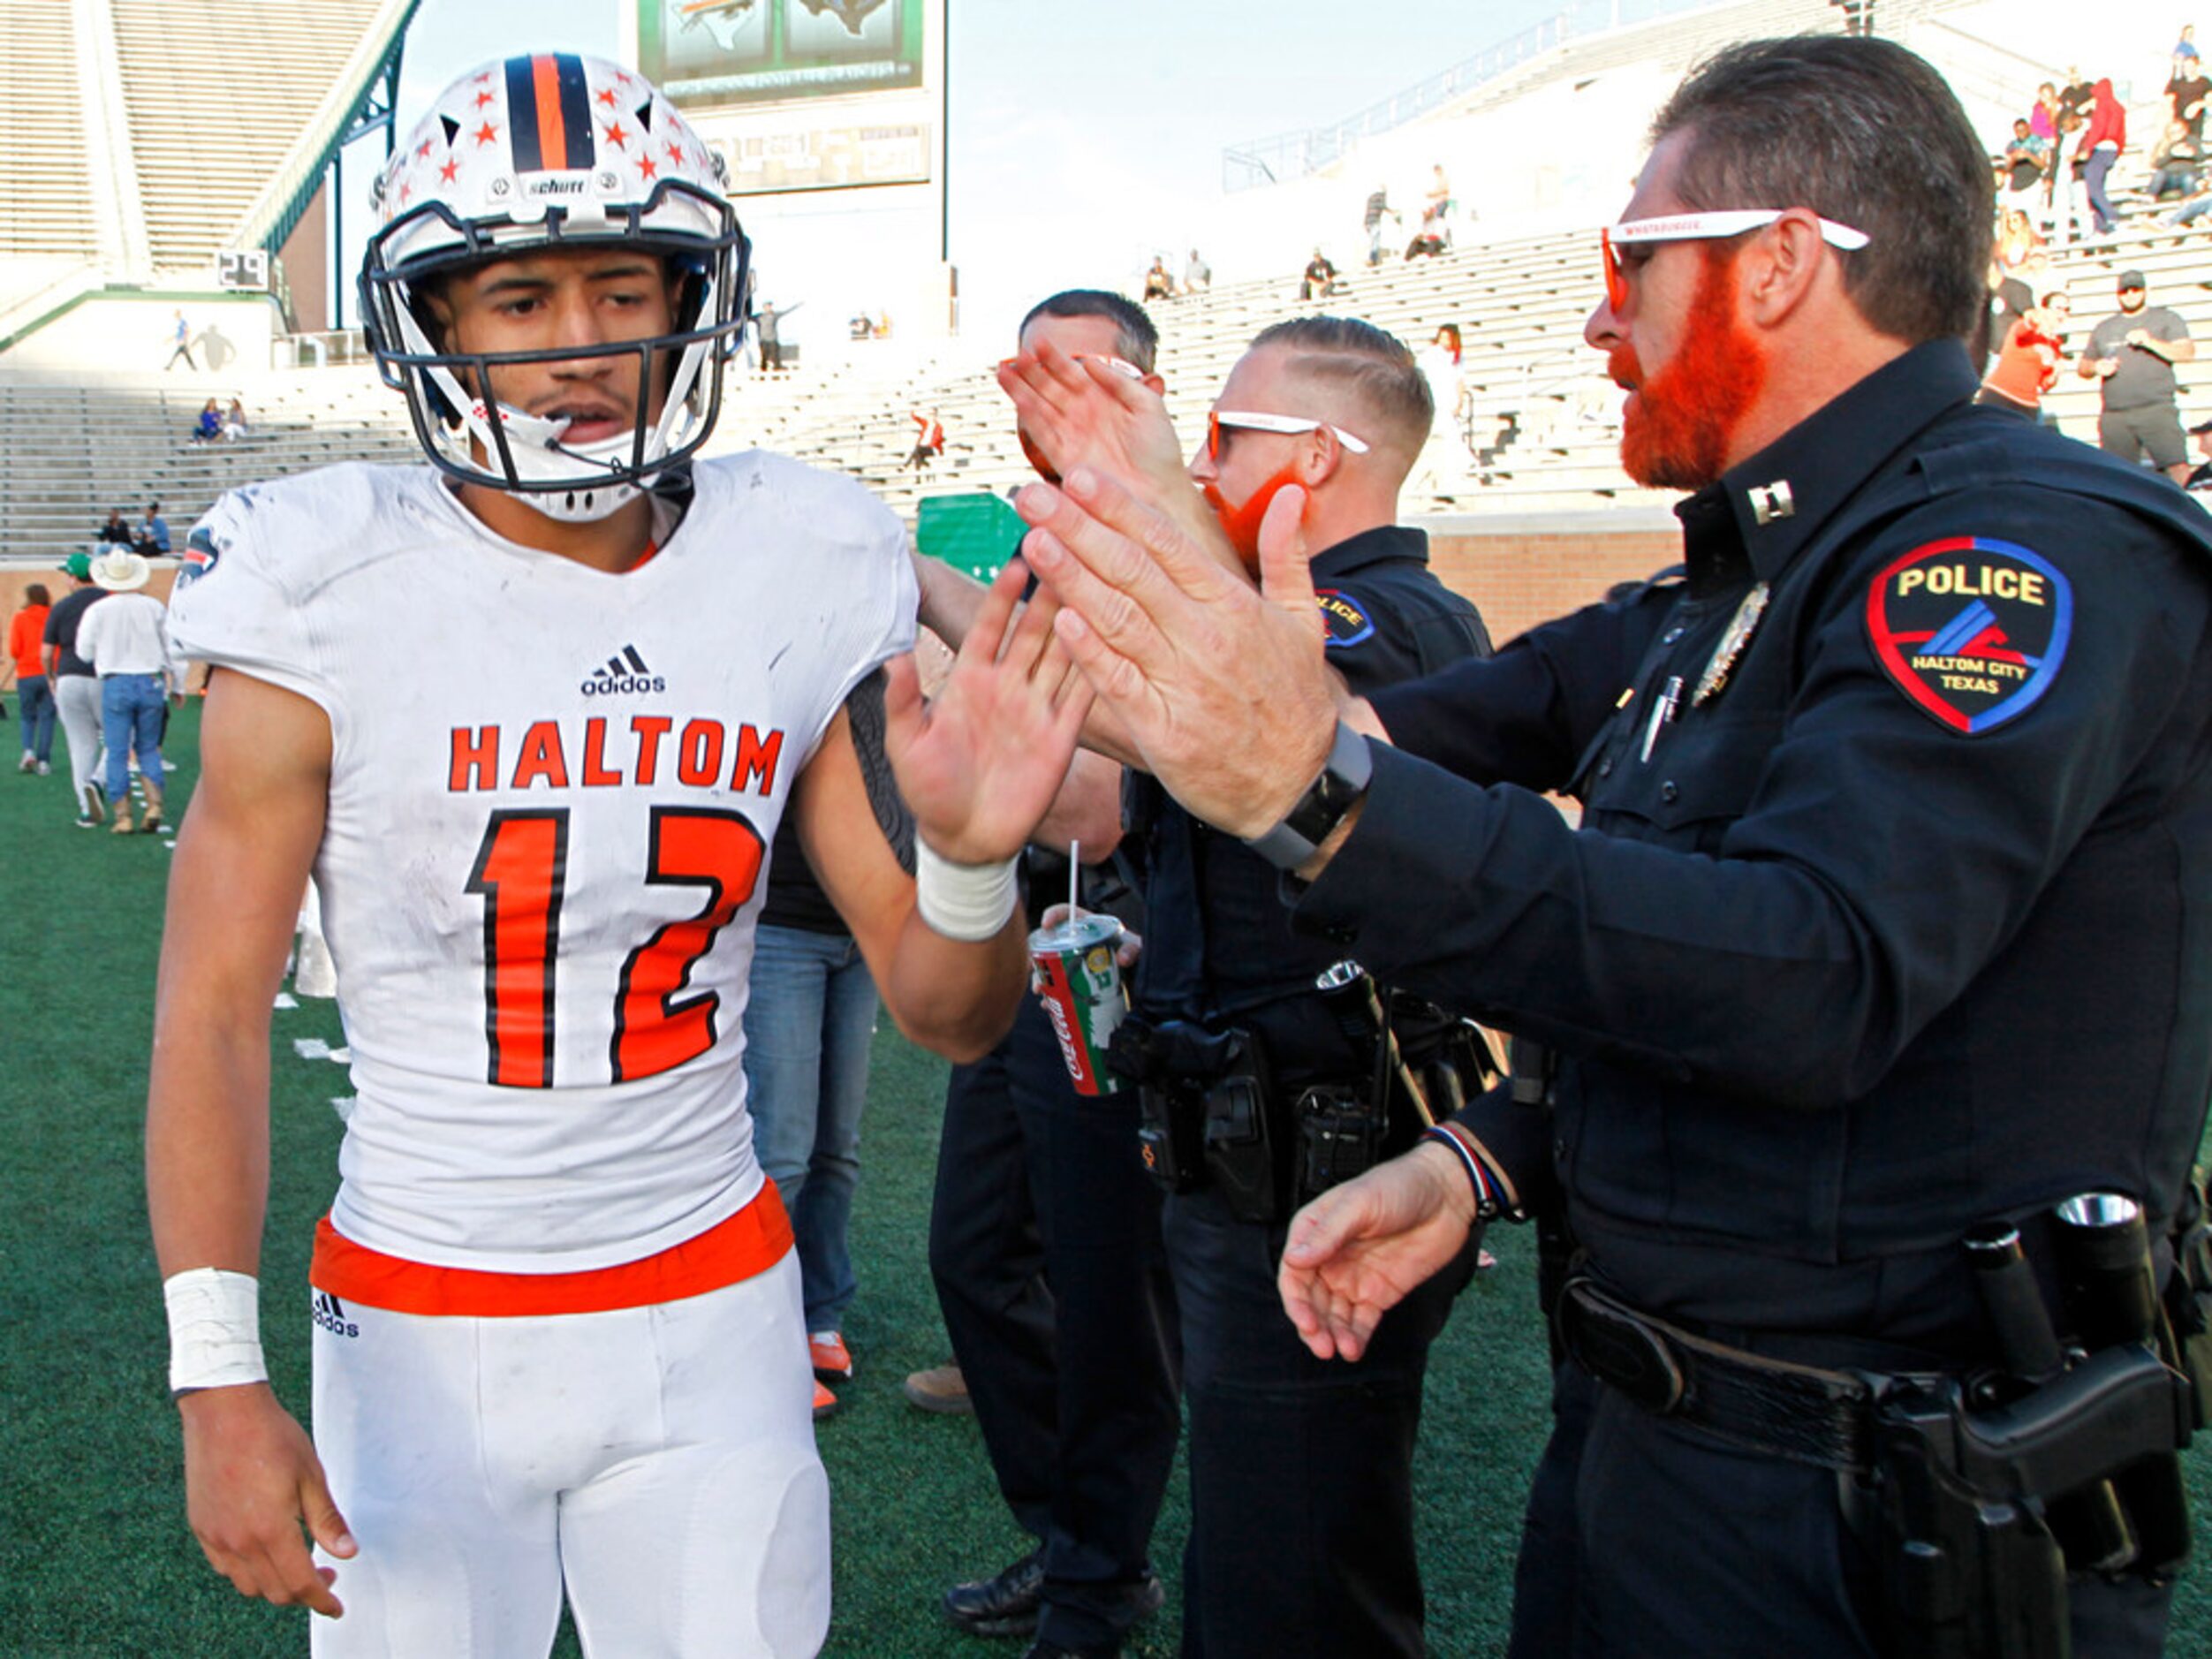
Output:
top-left (311, 1184), bottom-right (792, 1316)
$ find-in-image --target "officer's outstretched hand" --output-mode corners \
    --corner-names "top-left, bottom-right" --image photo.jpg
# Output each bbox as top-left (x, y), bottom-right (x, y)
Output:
top-left (178, 1382), bottom-right (355, 1617)
top-left (885, 557), bottom-right (1095, 866)
top-left (1018, 466), bottom-right (1338, 840)
top-left (1278, 1142), bottom-right (1481, 1362)
top-left (996, 340), bottom-right (1209, 542)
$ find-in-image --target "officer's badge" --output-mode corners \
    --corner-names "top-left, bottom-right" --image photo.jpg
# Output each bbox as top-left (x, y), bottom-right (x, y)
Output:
top-left (1314, 588), bottom-right (1375, 648)
top-left (1692, 582), bottom-right (1768, 706)
top-left (1864, 536), bottom-right (2072, 734)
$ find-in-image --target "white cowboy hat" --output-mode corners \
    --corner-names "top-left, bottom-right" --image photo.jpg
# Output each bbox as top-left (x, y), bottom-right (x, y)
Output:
top-left (90, 549), bottom-right (150, 592)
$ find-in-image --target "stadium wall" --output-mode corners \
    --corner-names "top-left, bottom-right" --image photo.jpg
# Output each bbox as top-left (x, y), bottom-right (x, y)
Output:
top-left (1422, 513), bottom-right (1678, 643)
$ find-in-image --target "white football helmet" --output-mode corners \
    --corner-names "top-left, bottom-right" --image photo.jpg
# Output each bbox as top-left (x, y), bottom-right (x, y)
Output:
top-left (360, 53), bottom-right (752, 521)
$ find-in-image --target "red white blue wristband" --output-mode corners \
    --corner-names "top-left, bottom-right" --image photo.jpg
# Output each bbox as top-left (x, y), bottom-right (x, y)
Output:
top-left (1422, 1124), bottom-right (1500, 1221)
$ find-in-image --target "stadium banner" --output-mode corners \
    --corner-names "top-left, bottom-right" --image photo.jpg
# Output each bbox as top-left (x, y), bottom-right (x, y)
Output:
top-left (638, 0), bottom-right (925, 110)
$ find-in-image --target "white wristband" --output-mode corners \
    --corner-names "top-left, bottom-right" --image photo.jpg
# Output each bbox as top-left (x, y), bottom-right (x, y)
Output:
top-left (914, 840), bottom-right (1019, 942)
top-left (164, 1267), bottom-right (267, 1395)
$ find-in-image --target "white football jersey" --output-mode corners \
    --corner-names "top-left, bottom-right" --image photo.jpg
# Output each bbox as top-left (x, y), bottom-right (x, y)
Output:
top-left (168, 458), bottom-right (916, 1273)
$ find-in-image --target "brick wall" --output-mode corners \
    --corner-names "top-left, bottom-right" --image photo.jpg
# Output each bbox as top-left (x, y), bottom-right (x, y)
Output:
top-left (1420, 510), bottom-right (1681, 644)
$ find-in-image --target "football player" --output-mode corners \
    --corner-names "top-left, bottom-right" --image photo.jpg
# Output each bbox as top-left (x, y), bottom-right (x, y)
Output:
top-left (146, 53), bottom-right (1087, 1656)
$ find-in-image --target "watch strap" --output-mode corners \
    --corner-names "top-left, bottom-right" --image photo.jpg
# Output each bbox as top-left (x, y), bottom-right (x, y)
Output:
top-left (1243, 720), bottom-right (1372, 871)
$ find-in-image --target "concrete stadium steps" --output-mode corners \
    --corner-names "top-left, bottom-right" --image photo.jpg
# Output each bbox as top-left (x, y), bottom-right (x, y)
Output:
top-left (0, 3), bottom-right (95, 260)
top-left (109, 0), bottom-right (391, 275)
top-left (11, 179), bottom-right (2212, 556)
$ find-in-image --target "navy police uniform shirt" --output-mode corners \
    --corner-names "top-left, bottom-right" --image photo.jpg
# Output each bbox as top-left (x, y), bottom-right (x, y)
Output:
top-left (1296, 340), bottom-right (2212, 1355)
top-left (1129, 525), bottom-right (1489, 1083)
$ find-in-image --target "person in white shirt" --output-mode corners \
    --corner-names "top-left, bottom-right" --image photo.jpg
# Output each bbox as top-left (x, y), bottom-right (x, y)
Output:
top-left (146, 52), bottom-right (1091, 1658)
top-left (71, 547), bottom-right (177, 833)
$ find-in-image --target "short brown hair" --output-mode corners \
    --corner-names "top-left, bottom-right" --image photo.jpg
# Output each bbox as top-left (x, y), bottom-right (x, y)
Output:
top-left (1246, 315), bottom-right (1433, 460)
top-left (1653, 35), bottom-right (1990, 345)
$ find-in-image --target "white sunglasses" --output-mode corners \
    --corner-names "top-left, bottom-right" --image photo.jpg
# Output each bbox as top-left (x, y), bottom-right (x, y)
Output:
top-left (1208, 409), bottom-right (1371, 459)
top-left (1602, 209), bottom-right (1870, 307)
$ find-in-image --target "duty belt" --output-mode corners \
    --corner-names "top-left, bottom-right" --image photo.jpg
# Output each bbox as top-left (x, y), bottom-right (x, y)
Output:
top-left (1557, 1276), bottom-right (1896, 1473)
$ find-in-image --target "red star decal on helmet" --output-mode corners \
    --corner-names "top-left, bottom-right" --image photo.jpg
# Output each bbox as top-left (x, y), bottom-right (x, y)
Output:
top-left (474, 88), bottom-right (496, 109)
top-left (596, 87), bottom-right (618, 108)
top-left (603, 120), bottom-right (629, 148)
top-left (473, 71), bottom-right (494, 84)
top-left (416, 139), bottom-right (433, 159)
top-left (399, 181), bottom-right (413, 204)
top-left (474, 121), bottom-right (499, 146)
top-left (439, 158), bottom-right (459, 183)
top-left (636, 154), bottom-right (659, 179)
top-left (665, 140), bottom-right (685, 164)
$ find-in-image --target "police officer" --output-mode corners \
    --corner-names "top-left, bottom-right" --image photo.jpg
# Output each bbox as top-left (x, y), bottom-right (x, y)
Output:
top-left (1016, 315), bottom-right (1492, 1656)
top-left (1016, 37), bottom-right (2212, 1659)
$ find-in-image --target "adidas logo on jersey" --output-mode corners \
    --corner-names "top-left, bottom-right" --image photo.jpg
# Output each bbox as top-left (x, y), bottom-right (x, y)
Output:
top-left (312, 1290), bottom-right (360, 1339)
top-left (581, 644), bottom-right (666, 697)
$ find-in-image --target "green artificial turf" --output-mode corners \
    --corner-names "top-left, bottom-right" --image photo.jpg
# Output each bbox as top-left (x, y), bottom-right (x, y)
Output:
top-left (2, 700), bottom-right (2208, 1655)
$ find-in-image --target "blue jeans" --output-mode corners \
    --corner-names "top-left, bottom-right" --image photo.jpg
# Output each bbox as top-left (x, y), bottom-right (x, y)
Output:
top-left (2087, 142), bottom-right (2119, 231)
top-left (17, 674), bottom-right (54, 762)
top-left (100, 674), bottom-right (165, 801)
top-left (742, 923), bottom-right (879, 1332)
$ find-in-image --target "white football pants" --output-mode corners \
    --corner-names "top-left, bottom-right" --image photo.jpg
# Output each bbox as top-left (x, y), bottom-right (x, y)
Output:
top-left (308, 1254), bottom-right (829, 1656)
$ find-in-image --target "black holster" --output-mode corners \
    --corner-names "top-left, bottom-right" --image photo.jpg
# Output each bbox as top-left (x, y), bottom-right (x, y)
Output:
top-left (1868, 1345), bottom-right (2194, 1659)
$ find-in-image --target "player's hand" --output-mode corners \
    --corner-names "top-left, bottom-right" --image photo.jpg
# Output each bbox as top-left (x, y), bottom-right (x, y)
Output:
top-left (1017, 466), bottom-right (1337, 840)
top-left (1278, 1141), bottom-right (1481, 1361)
top-left (178, 1382), bottom-right (355, 1617)
top-left (885, 558), bottom-right (1094, 866)
top-left (1039, 902), bottom-right (1141, 968)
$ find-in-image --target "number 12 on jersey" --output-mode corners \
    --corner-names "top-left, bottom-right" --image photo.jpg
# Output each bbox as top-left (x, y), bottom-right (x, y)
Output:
top-left (466, 806), bottom-right (766, 1088)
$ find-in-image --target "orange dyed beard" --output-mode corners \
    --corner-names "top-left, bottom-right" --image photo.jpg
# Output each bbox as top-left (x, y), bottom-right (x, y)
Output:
top-left (1610, 241), bottom-right (1767, 490)
top-left (1019, 427), bottom-right (1059, 485)
top-left (1202, 462), bottom-right (1306, 572)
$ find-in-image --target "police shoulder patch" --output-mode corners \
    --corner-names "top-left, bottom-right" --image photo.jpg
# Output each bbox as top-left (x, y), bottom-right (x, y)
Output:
top-left (1314, 587), bottom-right (1375, 648)
top-left (1863, 535), bottom-right (2072, 734)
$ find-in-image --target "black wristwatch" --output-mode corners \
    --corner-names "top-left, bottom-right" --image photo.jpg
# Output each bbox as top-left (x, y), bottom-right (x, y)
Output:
top-left (1242, 720), bottom-right (1372, 871)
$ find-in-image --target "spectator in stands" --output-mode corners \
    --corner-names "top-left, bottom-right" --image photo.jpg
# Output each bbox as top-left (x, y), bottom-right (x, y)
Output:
top-left (2185, 415), bottom-right (2212, 490)
top-left (1185, 247), bottom-right (1211, 292)
top-left (11, 582), bottom-right (55, 776)
top-left (2049, 105), bottom-right (2088, 246)
top-left (1363, 185), bottom-right (1397, 264)
top-left (2030, 80), bottom-right (2060, 141)
top-left (755, 298), bottom-right (799, 372)
top-left (1977, 292), bottom-right (2070, 420)
top-left (2081, 77), bottom-right (2126, 235)
top-left (42, 551), bottom-right (109, 826)
top-left (97, 508), bottom-right (131, 546)
top-left (2182, 24), bottom-right (2202, 62)
top-left (1996, 207), bottom-right (2042, 269)
top-left (1143, 258), bottom-right (1175, 303)
top-left (190, 399), bottom-right (222, 443)
top-left (223, 398), bottom-right (250, 441)
top-left (1404, 222), bottom-right (1448, 261)
top-left (2173, 41), bottom-right (2211, 140)
top-left (2082, 269), bottom-right (2196, 483)
top-left (2058, 66), bottom-right (2095, 121)
top-left (2154, 118), bottom-right (2208, 198)
top-left (163, 309), bottom-right (197, 372)
top-left (1299, 248), bottom-right (1339, 301)
top-left (1423, 163), bottom-right (1454, 246)
top-left (1985, 259), bottom-right (2035, 367)
top-left (2168, 170), bottom-right (2212, 223)
top-left (2002, 117), bottom-right (2048, 211)
top-left (72, 548), bottom-right (178, 835)
top-left (134, 503), bottom-right (170, 557)
top-left (906, 407), bottom-right (944, 472)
